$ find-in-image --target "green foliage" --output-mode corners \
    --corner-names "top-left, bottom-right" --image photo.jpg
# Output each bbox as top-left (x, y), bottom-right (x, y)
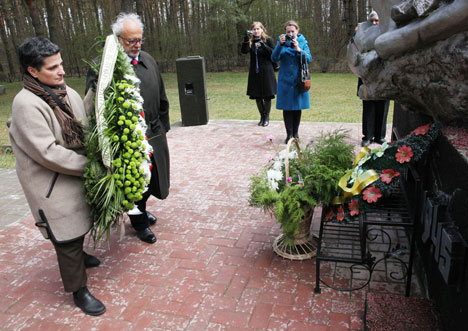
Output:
top-left (325, 122), bottom-right (441, 223)
top-left (83, 40), bottom-right (152, 245)
top-left (249, 129), bottom-right (354, 245)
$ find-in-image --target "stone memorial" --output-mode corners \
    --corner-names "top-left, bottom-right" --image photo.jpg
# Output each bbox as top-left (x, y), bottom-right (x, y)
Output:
top-left (348, 1), bottom-right (468, 329)
top-left (348, 0), bottom-right (468, 126)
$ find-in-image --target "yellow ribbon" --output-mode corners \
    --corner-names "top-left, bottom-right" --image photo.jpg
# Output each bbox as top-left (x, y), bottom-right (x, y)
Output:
top-left (331, 147), bottom-right (379, 205)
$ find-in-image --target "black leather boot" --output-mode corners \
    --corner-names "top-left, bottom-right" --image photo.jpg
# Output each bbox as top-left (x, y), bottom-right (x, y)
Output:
top-left (73, 286), bottom-right (106, 316)
top-left (263, 110), bottom-right (270, 126)
top-left (256, 99), bottom-right (265, 126)
top-left (262, 100), bottom-right (271, 126)
top-left (84, 252), bottom-right (100, 268)
top-left (258, 113), bottom-right (265, 126)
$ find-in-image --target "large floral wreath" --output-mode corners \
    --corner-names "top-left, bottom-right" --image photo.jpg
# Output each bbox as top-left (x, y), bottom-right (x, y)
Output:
top-left (83, 37), bottom-right (153, 244)
top-left (324, 122), bottom-right (441, 223)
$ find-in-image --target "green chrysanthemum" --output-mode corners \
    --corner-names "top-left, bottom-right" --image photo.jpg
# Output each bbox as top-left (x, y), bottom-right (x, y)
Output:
top-left (83, 39), bottom-right (153, 245)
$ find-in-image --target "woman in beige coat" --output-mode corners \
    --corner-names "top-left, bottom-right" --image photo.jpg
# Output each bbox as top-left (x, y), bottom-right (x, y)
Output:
top-left (9, 37), bottom-right (105, 316)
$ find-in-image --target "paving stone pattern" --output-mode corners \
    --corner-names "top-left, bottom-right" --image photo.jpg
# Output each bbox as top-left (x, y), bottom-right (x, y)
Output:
top-left (0, 120), bottom-right (420, 330)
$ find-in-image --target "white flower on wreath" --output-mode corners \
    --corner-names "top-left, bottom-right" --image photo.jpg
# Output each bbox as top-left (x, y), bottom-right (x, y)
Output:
top-left (124, 74), bottom-right (140, 85)
top-left (278, 149), bottom-right (298, 161)
top-left (267, 168), bottom-right (283, 191)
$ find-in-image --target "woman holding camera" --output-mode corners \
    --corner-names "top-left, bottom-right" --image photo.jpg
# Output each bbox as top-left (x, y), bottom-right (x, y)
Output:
top-left (241, 21), bottom-right (277, 126)
top-left (271, 20), bottom-right (312, 143)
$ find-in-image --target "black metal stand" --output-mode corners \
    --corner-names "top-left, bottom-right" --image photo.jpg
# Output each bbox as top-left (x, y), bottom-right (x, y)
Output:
top-left (315, 173), bottom-right (420, 297)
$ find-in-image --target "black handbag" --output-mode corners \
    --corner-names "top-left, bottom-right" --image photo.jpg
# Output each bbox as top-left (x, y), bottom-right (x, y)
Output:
top-left (299, 53), bottom-right (311, 92)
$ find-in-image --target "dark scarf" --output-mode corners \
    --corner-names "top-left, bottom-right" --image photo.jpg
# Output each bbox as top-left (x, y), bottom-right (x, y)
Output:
top-left (23, 74), bottom-right (84, 147)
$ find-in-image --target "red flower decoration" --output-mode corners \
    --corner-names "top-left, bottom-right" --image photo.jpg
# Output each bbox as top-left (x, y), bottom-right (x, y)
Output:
top-left (412, 123), bottom-right (431, 135)
top-left (139, 111), bottom-right (145, 118)
top-left (337, 206), bottom-right (345, 222)
top-left (324, 207), bottom-right (335, 221)
top-left (380, 169), bottom-right (400, 184)
top-left (363, 185), bottom-right (382, 203)
top-left (395, 145), bottom-right (413, 164)
top-left (348, 199), bottom-right (360, 216)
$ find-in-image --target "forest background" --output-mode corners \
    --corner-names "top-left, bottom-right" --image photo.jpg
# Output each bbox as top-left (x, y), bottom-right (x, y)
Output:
top-left (0, 0), bottom-right (373, 81)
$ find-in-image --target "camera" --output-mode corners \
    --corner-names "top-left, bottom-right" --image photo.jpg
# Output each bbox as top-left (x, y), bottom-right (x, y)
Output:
top-left (282, 34), bottom-right (295, 47)
top-left (246, 30), bottom-right (253, 36)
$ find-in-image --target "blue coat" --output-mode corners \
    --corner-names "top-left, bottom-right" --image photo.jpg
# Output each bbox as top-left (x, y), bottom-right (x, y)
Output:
top-left (271, 34), bottom-right (312, 110)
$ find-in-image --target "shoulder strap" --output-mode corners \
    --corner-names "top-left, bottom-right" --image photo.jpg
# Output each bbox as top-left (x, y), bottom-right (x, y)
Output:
top-left (37, 81), bottom-right (71, 116)
top-left (301, 52), bottom-right (309, 73)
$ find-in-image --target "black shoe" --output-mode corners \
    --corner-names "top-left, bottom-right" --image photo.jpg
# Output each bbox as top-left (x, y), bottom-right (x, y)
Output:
top-left (84, 252), bottom-right (100, 268)
top-left (136, 228), bottom-right (157, 244)
top-left (373, 138), bottom-right (386, 144)
top-left (284, 135), bottom-right (292, 144)
top-left (73, 286), bottom-right (106, 316)
top-left (262, 114), bottom-right (270, 127)
top-left (293, 134), bottom-right (299, 140)
top-left (147, 211), bottom-right (157, 226)
top-left (361, 139), bottom-right (371, 147)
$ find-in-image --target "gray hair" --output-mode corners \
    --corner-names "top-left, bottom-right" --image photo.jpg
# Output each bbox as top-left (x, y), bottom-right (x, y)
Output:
top-left (367, 10), bottom-right (378, 21)
top-left (18, 37), bottom-right (60, 73)
top-left (111, 13), bottom-right (144, 35)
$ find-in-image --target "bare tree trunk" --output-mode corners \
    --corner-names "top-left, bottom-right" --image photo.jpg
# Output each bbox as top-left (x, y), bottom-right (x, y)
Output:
top-left (0, 7), bottom-right (16, 81)
top-left (135, 0), bottom-right (143, 18)
top-left (90, 0), bottom-right (103, 35)
top-left (181, 0), bottom-right (192, 53)
top-left (342, 0), bottom-right (357, 38)
top-left (44, 0), bottom-right (59, 43)
top-left (6, 0), bottom-right (24, 43)
top-left (121, 0), bottom-right (133, 13)
top-left (0, 0), bottom-right (19, 56)
top-left (24, 0), bottom-right (45, 36)
top-left (357, 0), bottom-right (368, 22)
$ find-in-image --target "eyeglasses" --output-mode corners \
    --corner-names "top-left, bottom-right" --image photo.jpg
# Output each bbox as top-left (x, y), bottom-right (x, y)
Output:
top-left (118, 36), bottom-right (146, 45)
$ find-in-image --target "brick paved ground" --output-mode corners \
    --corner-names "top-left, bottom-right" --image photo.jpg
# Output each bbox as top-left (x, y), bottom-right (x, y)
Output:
top-left (0, 120), bottom-right (420, 330)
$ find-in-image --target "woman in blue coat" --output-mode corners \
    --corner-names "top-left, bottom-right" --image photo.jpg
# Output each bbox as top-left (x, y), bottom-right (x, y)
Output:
top-left (271, 20), bottom-right (312, 143)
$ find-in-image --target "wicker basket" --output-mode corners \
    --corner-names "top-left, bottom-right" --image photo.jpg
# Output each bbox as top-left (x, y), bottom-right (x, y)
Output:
top-left (272, 138), bottom-right (317, 260)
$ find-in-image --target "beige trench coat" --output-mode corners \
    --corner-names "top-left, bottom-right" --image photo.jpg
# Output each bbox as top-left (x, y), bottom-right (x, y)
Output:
top-left (9, 86), bottom-right (92, 243)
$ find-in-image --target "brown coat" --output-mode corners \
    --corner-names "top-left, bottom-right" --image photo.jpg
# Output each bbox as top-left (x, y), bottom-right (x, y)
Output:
top-left (9, 86), bottom-right (92, 243)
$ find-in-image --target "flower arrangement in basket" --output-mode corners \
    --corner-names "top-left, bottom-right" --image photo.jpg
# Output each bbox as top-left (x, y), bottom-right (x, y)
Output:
top-left (83, 36), bottom-right (153, 244)
top-left (249, 130), bottom-right (355, 247)
top-left (324, 122), bottom-right (441, 223)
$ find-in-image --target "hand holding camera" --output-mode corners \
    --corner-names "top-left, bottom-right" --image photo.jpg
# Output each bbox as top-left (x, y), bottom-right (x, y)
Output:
top-left (244, 30), bottom-right (253, 41)
top-left (280, 34), bottom-right (295, 47)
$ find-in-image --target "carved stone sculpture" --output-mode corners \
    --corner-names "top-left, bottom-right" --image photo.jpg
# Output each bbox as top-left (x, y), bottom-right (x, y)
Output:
top-left (348, 0), bottom-right (468, 127)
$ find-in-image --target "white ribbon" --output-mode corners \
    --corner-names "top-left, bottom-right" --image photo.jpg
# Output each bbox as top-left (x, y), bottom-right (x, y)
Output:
top-left (95, 35), bottom-right (119, 168)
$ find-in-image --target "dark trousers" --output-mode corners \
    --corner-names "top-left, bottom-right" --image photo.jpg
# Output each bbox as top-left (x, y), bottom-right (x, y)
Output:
top-left (52, 236), bottom-right (87, 293)
top-left (129, 191), bottom-right (151, 231)
top-left (283, 110), bottom-right (302, 138)
top-left (129, 159), bottom-right (160, 231)
top-left (362, 100), bottom-right (389, 141)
